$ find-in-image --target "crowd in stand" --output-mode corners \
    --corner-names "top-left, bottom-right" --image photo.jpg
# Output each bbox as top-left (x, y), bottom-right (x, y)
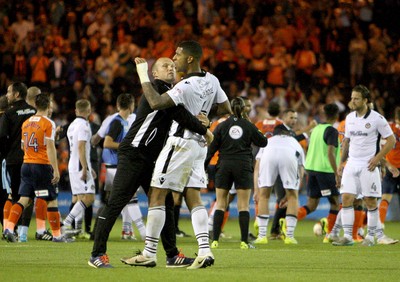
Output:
top-left (1, 0), bottom-right (400, 186)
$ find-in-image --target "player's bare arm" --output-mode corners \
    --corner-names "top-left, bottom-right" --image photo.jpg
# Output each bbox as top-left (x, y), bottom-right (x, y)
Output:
top-left (338, 137), bottom-right (350, 177)
top-left (196, 112), bottom-right (211, 127)
top-left (216, 100), bottom-right (233, 116)
top-left (204, 129), bottom-right (214, 145)
top-left (386, 161), bottom-right (400, 178)
top-left (78, 140), bottom-right (88, 181)
top-left (253, 159), bottom-right (260, 204)
top-left (295, 119), bottom-right (317, 136)
top-left (91, 133), bottom-right (102, 146)
top-left (104, 135), bottom-right (119, 150)
top-left (46, 138), bottom-right (60, 184)
top-left (328, 144), bottom-right (340, 187)
top-left (135, 57), bottom-right (175, 110)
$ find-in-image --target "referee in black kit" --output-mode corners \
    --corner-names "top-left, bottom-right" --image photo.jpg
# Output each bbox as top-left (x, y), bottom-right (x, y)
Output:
top-left (206, 97), bottom-right (268, 249)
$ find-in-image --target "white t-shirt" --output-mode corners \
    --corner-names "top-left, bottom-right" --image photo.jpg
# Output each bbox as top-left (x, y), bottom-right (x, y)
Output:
top-left (345, 109), bottom-right (393, 166)
top-left (260, 135), bottom-right (305, 166)
top-left (67, 117), bottom-right (92, 172)
top-left (167, 71), bottom-right (228, 141)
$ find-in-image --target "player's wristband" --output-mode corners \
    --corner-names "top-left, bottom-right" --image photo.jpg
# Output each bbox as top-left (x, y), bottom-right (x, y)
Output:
top-left (136, 63), bottom-right (150, 83)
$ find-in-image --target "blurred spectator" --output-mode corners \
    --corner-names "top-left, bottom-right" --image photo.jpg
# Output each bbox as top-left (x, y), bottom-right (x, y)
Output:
top-left (60, 12), bottom-right (81, 50)
top-left (267, 44), bottom-right (288, 88)
top-left (294, 41), bottom-right (316, 97)
top-left (349, 31), bottom-right (367, 87)
top-left (13, 43), bottom-right (27, 82)
top-left (49, 0), bottom-right (65, 26)
top-left (312, 55), bottom-right (334, 92)
top-left (35, 14), bottom-right (52, 42)
top-left (87, 12), bottom-right (111, 37)
top-left (48, 46), bottom-right (67, 90)
top-left (11, 11), bottom-right (34, 43)
top-left (94, 44), bottom-right (118, 88)
top-left (248, 44), bottom-right (268, 86)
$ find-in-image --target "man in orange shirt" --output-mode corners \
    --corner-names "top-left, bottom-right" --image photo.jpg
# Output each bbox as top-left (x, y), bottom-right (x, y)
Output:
top-left (255, 102), bottom-right (282, 137)
top-left (3, 94), bottom-right (71, 243)
top-left (379, 107), bottom-right (400, 225)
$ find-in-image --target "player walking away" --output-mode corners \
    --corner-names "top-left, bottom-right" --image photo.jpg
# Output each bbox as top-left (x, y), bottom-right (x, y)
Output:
top-left (3, 94), bottom-right (71, 243)
top-left (25, 86), bottom-right (54, 241)
top-left (297, 104), bottom-right (340, 238)
top-left (0, 96), bottom-right (9, 231)
top-left (333, 85), bottom-right (397, 246)
top-left (207, 97), bottom-right (268, 249)
top-left (90, 99), bottom-right (137, 240)
top-left (101, 93), bottom-right (146, 240)
top-left (0, 82), bottom-right (36, 242)
top-left (88, 57), bottom-right (211, 269)
top-left (63, 99), bottom-right (96, 236)
top-left (255, 129), bottom-right (305, 244)
top-left (121, 40), bottom-right (231, 269)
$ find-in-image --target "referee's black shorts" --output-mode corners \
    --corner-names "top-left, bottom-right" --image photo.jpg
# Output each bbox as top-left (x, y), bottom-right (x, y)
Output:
top-left (215, 159), bottom-right (253, 190)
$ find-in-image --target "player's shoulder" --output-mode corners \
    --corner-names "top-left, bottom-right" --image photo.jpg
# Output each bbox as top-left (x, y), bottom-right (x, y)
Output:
top-left (100, 113), bottom-right (117, 126)
top-left (346, 111), bottom-right (356, 120)
top-left (369, 109), bottom-right (386, 120)
top-left (41, 116), bottom-right (55, 126)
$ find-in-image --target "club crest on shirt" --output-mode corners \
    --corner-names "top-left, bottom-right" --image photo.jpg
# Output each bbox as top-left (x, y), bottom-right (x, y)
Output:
top-left (159, 177), bottom-right (166, 185)
top-left (229, 125), bottom-right (243, 139)
top-left (365, 123), bottom-right (371, 129)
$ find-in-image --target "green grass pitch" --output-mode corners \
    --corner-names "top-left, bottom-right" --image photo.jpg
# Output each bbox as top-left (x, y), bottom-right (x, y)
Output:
top-left (1, 219), bottom-right (400, 281)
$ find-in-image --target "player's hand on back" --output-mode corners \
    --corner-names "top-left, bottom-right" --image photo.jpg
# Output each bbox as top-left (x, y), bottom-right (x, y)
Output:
top-left (196, 112), bottom-right (210, 127)
top-left (205, 129), bottom-right (214, 146)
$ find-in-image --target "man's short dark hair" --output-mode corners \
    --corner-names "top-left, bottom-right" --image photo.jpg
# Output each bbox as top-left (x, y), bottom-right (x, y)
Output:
top-left (324, 103), bottom-right (339, 120)
top-left (117, 93), bottom-right (134, 110)
top-left (11, 82), bottom-right (28, 100)
top-left (273, 126), bottom-right (291, 136)
top-left (35, 94), bottom-right (50, 111)
top-left (352, 84), bottom-right (370, 102)
top-left (178, 40), bottom-right (203, 60)
top-left (268, 102), bottom-right (280, 117)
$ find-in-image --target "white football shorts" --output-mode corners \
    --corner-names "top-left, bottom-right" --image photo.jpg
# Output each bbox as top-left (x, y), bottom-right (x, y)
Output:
top-left (340, 164), bottom-right (381, 198)
top-left (258, 149), bottom-right (300, 190)
top-left (151, 136), bottom-right (207, 192)
top-left (69, 170), bottom-right (96, 195)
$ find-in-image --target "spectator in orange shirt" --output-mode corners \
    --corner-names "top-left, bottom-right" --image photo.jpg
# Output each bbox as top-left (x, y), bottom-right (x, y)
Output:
top-left (29, 46), bottom-right (49, 88)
